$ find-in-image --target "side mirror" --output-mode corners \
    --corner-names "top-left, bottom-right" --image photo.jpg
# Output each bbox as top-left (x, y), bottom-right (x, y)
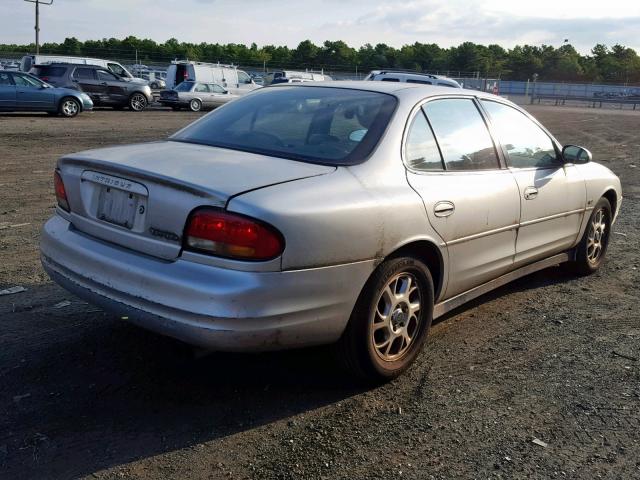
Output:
top-left (562, 145), bottom-right (592, 164)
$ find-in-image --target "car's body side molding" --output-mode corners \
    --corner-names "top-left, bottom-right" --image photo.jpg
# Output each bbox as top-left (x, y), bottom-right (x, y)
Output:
top-left (433, 251), bottom-right (574, 319)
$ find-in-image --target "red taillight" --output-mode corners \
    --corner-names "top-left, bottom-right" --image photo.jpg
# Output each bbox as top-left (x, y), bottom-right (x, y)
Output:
top-left (54, 170), bottom-right (70, 212)
top-left (41, 76), bottom-right (49, 82)
top-left (184, 209), bottom-right (284, 261)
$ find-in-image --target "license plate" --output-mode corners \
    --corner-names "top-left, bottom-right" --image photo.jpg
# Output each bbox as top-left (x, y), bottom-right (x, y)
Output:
top-left (97, 186), bottom-right (140, 229)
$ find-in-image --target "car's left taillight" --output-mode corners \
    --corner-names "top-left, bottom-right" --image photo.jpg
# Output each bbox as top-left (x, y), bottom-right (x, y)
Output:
top-left (184, 208), bottom-right (284, 261)
top-left (54, 170), bottom-right (70, 212)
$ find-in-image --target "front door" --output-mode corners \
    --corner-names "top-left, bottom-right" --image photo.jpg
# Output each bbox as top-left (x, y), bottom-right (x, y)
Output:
top-left (0, 72), bottom-right (16, 109)
top-left (405, 97), bottom-right (521, 299)
top-left (12, 73), bottom-right (55, 109)
top-left (479, 100), bottom-right (586, 266)
top-left (96, 69), bottom-right (127, 105)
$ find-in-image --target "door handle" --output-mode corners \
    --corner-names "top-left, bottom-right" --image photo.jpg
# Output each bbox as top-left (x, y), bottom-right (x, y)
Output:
top-left (524, 187), bottom-right (539, 200)
top-left (434, 201), bottom-right (455, 217)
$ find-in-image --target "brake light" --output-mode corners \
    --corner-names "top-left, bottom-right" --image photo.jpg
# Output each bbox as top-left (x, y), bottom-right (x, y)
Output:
top-left (184, 209), bottom-right (284, 260)
top-left (54, 170), bottom-right (70, 212)
top-left (41, 76), bottom-right (49, 82)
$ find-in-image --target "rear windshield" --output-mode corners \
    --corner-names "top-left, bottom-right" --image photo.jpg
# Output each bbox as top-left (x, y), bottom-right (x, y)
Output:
top-left (171, 86), bottom-right (397, 165)
top-left (32, 66), bottom-right (66, 77)
top-left (174, 81), bottom-right (194, 92)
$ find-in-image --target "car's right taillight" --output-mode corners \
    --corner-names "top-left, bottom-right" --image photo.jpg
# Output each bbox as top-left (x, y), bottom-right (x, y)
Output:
top-left (54, 170), bottom-right (70, 212)
top-left (184, 208), bottom-right (284, 261)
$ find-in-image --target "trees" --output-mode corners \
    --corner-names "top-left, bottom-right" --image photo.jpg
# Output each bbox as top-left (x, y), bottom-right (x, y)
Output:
top-left (1, 36), bottom-right (639, 83)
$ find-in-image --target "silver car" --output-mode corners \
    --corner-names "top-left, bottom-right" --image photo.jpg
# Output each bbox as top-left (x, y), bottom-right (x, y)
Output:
top-left (41, 82), bottom-right (622, 381)
top-left (158, 80), bottom-right (237, 111)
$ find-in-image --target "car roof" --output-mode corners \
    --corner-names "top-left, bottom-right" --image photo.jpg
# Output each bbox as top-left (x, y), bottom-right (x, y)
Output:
top-left (270, 80), bottom-right (500, 102)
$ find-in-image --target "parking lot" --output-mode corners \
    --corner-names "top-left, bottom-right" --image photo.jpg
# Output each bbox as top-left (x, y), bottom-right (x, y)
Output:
top-left (0, 106), bottom-right (638, 479)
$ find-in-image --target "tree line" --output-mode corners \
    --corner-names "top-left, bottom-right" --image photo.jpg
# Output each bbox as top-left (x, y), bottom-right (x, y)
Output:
top-left (1, 36), bottom-right (639, 83)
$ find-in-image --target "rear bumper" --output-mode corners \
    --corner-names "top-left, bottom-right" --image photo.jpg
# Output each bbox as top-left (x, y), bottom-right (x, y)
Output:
top-left (41, 215), bottom-right (374, 351)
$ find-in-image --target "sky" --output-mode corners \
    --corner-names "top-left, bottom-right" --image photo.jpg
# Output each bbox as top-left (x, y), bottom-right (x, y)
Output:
top-left (1, 0), bottom-right (639, 54)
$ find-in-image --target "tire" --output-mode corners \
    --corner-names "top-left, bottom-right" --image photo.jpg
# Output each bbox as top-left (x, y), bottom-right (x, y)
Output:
top-left (569, 197), bottom-right (612, 275)
top-left (189, 98), bottom-right (202, 112)
top-left (58, 97), bottom-right (80, 118)
top-left (129, 93), bottom-right (148, 112)
top-left (335, 256), bottom-right (434, 383)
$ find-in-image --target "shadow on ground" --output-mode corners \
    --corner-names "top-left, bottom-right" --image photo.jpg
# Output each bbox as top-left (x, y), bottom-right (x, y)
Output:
top-left (0, 265), bottom-right (576, 479)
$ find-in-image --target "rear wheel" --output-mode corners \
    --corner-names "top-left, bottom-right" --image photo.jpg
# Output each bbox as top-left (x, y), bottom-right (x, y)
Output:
top-left (189, 98), bottom-right (202, 112)
top-left (129, 93), bottom-right (148, 112)
top-left (59, 97), bottom-right (80, 118)
top-left (569, 197), bottom-right (612, 275)
top-left (335, 256), bottom-right (434, 382)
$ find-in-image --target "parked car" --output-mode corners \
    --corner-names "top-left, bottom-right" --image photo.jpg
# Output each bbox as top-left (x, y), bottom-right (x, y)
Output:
top-left (21, 55), bottom-right (148, 84)
top-left (41, 82), bottom-right (621, 381)
top-left (165, 61), bottom-right (260, 95)
top-left (365, 70), bottom-right (462, 88)
top-left (0, 70), bottom-right (92, 117)
top-left (159, 81), bottom-right (237, 111)
top-left (264, 70), bottom-right (332, 85)
top-left (30, 63), bottom-right (153, 111)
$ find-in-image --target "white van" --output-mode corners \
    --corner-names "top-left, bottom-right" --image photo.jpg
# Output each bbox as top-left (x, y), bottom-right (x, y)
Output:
top-left (166, 61), bottom-right (259, 95)
top-left (20, 55), bottom-right (147, 84)
top-left (364, 70), bottom-right (461, 88)
top-left (265, 70), bottom-right (332, 85)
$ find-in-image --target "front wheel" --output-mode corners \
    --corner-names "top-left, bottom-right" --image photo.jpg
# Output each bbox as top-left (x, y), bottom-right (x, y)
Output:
top-left (569, 197), bottom-right (612, 275)
top-left (189, 98), bottom-right (202, 112)
top-left (335, 256), bottom-right (434, 382)
top-left (59, 97), bottom-right (80, 118)
top-left (129, 93), bottom-right (148, 112)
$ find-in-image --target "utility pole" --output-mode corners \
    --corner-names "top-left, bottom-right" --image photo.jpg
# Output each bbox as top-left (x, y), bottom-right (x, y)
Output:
top-left (24, 0), bottom-right (53, 54)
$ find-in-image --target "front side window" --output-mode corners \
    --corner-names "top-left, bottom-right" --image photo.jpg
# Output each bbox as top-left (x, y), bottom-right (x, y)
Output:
top-left (423, 98), bottom-right (499, 171)
top-left (210, 84), bottom-right (226, 94)
top-left (107, 63), bottom-right (127, 77)
top-left (0, 72), bottom-right (12, 85)
top-left (481, 100), bottom-right (558, 168)
top-left (171, 86), bottom-right (397, 165)
top-left (74, 68), bottom-right (95, 80)
top-left (97, 70), bottom-right (118, 82)
top-left (237, 71), bottom-right (252, 84)
top-left (405, 111), bottom-right (443, 171)
top-left (11, 74), bottom-right (41, 88)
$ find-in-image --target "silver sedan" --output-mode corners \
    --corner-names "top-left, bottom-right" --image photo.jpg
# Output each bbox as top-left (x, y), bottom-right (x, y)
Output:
top-left (159, 80), bottom-right (238, 111)
top-left (41, 82), bottom-right (622, 381)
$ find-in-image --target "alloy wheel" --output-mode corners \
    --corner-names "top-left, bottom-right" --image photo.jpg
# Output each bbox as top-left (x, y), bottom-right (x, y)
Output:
top-left (587, 207), bottom-right (607, 264)
top-left (130, 94), bottom-right (147, 111)
top-left (61, 100), bottom-right (79, 117)
top-left (370, 272), bottom-right (422, 362)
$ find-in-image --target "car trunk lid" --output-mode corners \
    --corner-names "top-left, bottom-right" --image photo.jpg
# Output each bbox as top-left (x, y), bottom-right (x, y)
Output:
top-left (58, 140), bottom-right (334, 260)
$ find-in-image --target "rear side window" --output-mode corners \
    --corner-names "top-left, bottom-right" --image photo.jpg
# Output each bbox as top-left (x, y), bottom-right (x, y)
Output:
top-left (34, 66), bottom-right (66, 77)
top-left (194, 83), bottom-right (209, 93)
top-left (172, 86), bottom-right (397, 165)
top-left (74, 68), bottom-right (95, 80)
top-left (381, 77), bottom-right (400, 82)
top-left (481, 100), bottom-right (558, 168)
top-left (175, 81), bottom-right (194, 92)
top-left (405, 111), bottom-right (443, 171)
top-left (423, 98), bottom-right (499, 171)
top-left (406, 79), bottom-right (432, 85)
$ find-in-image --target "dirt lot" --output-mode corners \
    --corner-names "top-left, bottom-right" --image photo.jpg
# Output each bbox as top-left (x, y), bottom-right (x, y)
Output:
top-left (1, 106), bottom-right (639, 480)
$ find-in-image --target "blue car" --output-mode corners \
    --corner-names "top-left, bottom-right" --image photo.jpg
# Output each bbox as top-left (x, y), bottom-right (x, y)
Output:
top-left (0, 70), bottom-right (93, 117)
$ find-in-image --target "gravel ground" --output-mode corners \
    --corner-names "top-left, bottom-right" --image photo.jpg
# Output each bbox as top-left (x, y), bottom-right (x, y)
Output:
top-left (0, 105), bottom-right (638, 480)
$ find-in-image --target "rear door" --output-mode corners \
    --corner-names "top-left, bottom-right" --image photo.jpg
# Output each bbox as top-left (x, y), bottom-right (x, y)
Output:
top-left (0, 72), bottom-right (16, 108)
top-left (72, 67), bottom-right (102, 100)
top-left (405, 97), bottom-right (520, 298)
top-left (479, 99), bottom-right (586, 266)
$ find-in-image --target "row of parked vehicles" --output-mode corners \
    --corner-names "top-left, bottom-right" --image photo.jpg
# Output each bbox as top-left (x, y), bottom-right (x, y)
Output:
top-left (0, 54), bottom-right (463, 117)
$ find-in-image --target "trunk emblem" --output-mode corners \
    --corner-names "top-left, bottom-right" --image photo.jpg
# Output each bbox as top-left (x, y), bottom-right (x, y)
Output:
top-left (149, 227), bottom-right (180, 242)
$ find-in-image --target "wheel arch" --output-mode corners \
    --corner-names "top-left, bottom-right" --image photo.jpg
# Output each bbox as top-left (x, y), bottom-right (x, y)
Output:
top-left (384, 239), bottom-right (445, 301)
top-left (602, 189), bottom-right (618, 217)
